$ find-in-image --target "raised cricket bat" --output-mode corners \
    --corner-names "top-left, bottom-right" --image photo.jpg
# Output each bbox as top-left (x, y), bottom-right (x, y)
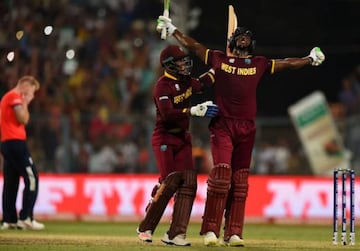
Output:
top-left (161, 0), bottom-right (171, 40)
top-left (226, 5), bottom-right (238, 56)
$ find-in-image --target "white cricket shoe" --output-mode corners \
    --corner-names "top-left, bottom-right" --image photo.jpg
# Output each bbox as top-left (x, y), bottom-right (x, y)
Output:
top-left (161, 233), bottom-right (191, 246)
top-left (226, 234), bottom-right (245, 247)
top-left (1, 222), bottom-right (17, 230)
top-left (137, 228), bottom-right (153, 243)
top-left (204, 231), bottom-right (218, 246)
top-left (17, 218), bottom-right (45, 230)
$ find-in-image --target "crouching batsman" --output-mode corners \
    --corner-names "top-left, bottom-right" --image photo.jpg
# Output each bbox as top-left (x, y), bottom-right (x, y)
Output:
top-left (137, 45), bottom-right (218, 246)
top-left (156, 13), bottom-right (325, 247)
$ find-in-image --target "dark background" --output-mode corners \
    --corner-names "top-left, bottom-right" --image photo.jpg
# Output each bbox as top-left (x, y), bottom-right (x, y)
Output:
top-left (187, 0), bottom-right (360, 116)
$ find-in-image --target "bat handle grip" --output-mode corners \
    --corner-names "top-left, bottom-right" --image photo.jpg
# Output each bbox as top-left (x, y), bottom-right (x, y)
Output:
top-left (161, 9), bottom-right (169, 40)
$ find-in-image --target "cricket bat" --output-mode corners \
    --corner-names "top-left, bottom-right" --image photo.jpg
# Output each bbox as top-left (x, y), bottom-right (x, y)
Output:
top-left (226, 5), bottom-right (238, 56)
top-left (161, 0), bottom-right (171, 40)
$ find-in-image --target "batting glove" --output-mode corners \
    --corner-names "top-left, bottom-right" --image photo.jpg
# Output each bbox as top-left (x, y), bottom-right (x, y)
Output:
top-left (190, 101), bottom-right (219, 118)
top-left (308, 47), bottom-right (325, 66)
top-left (157, 15), bottom-right (177, 36)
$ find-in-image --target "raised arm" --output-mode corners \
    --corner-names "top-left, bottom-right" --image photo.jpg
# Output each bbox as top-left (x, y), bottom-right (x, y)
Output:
top-left (157, 15), bottom-right (208, 63)
top-left (273, 47), bottom-right (325, 73)
top-left (172, 30), bottom-right (207, 63)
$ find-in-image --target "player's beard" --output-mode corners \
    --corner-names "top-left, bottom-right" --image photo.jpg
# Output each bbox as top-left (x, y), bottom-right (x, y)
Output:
top-left (233, 45), bottom-right (251, 57)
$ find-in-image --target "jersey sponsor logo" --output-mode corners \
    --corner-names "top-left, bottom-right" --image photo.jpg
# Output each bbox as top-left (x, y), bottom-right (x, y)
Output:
top-left (174, 87), bottom-right (192, 104)
top-left (221, 62), bottom-right (256, 75)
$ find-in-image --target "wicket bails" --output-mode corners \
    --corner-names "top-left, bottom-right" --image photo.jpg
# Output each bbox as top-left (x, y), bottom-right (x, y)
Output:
top-left (333, 168), bottom-right (355, 245)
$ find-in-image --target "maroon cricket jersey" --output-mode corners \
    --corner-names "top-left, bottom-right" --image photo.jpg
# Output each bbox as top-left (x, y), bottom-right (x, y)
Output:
top-left (153, 71), bottom-right (203, 133)
top-left (205, 50), bottom-right (274, 120)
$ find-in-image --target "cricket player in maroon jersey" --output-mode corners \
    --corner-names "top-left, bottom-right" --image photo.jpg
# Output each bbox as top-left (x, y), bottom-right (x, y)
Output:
top-left (156, 17), bottom-right (325, 246)
top-left (0, 76), bottom-right (45, 231)
top-left (137, 45), bottom-right (218, 246)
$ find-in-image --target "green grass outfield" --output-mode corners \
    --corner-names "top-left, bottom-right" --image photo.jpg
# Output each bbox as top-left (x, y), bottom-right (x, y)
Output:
top-left (0, 221), bottom-right (357, 250)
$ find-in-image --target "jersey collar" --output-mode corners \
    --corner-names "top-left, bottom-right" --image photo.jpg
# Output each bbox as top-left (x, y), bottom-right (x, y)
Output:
top-left (164, 71), bottom-right (178, 80)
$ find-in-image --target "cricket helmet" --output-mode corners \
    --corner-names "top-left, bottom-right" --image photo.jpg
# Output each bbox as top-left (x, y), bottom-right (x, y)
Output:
top-left (160, 45), bottom-right (193, 76)
top-left (228, 27), bottom-right (256, 54)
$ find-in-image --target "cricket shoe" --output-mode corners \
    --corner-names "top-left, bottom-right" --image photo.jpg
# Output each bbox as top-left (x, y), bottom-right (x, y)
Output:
top-left (161, 233), bottom-right (191, 246)
top-left (1, 222), bottom-right (18, 230)
top-left (137, 228), bottom-right (153, 243)
top-left (225, 235), bottom-right (245, 247)
top-left (204, 231), bottom-right (218, 246)
top-left (17, 218), bottom-right (45, 230)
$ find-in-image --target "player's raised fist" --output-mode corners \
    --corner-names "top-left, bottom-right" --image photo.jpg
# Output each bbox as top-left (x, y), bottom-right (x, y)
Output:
top-left (156, 18), bottom-right (166, 33)
top-left (308, 47), bottom-right (325, 66)
top-left (156, 15), bottom-right (177, 36)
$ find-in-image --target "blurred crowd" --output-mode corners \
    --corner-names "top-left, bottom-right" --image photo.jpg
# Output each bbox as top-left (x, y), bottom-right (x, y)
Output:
top-left (335, 65), bottom-right (360, 171)
top-left (0, 1), bottom-right (359, 175)
top-left (1, 0), bottom-right (165, 173)
top-left (337, 65), bottom-right (360, 117)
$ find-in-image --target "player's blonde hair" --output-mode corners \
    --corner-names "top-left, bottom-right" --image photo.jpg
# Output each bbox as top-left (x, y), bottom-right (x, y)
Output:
top-left (17, 75), bottom-right (40, 90)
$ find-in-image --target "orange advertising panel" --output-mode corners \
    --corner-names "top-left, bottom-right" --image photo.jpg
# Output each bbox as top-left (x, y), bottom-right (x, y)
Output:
top-left (0, 174), bottom-right (358, 221)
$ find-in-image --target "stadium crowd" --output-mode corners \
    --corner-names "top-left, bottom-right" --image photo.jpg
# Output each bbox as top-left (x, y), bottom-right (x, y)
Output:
top-left (0, 0), bottom-right (359, 175)
top-left (1, 0), bottom-right (165, 173)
